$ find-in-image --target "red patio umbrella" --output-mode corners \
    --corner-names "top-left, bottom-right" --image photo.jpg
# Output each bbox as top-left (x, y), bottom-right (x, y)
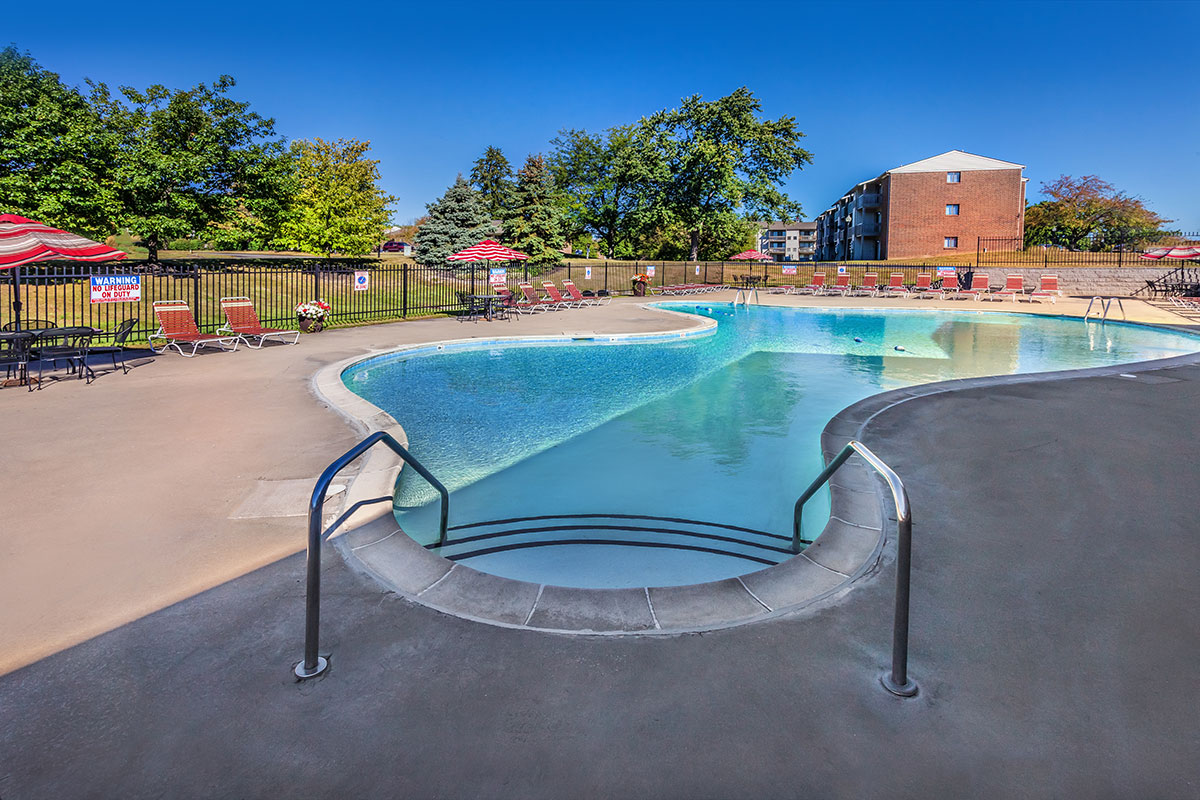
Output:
top-left (729, 249), bottom-right (773, 261)
top-left (1139, 246), bottom-right (1200, 260)
top-left (447, 239), bottom-right (530, 262)
top-left (1, 214), bottom-right (127, 330)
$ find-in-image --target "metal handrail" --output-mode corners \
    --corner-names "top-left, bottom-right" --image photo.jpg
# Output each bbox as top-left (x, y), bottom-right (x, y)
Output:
top-left (295, 431), bottom-right (449, 680)
top-left (793, 440), bottom-right (918, 698)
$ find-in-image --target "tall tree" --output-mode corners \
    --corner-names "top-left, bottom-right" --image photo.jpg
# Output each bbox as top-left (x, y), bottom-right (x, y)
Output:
top-left (278, 138), bottom-right (394, 256)
top-left (0, 47), bottom-right (119, 238)
top-left (501, 155), bottom-right (565, 268)
top-left (413, 175), bottom-right (493, 267)
top-left (549, 124), bottom-right (668, 259)
top-left (1024, 175), bottom-right (1173, 251)
top-left (651, 87), bottom-right (812, 261)
top-left (91, 74), bottom-right (283, 261)
top-left (470, 146), bottom-right (513, 218)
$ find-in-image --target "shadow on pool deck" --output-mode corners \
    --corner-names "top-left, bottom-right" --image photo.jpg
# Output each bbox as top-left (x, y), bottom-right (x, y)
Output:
top-left (2, 360), bottom-right (1198, 798)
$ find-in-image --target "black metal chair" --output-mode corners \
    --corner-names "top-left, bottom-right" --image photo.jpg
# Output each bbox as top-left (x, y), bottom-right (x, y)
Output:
top-left (2, 319), bottom-right (57, 332)
top-left (456, 291), bottom-right (486, 323)
top-left (86, 318), bottom-right (138, 375)
top-left (0, 331), bottom-right (35, 391)
top-left (34, 326), bottom-right (96, 389)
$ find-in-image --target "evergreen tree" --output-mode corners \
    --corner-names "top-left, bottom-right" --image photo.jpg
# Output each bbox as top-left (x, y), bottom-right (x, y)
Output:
top-left (470, 146), bottom-right (513, 218)
top-left (501, 155), bottom-right (565, 269)
top-left (413, 175), bottom-right (492, 267)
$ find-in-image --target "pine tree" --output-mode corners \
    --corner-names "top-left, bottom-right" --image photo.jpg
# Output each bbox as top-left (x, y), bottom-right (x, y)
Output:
top-left (413, 175), bottom-right (493, 267)
top-left (501, 155), bottom-right (565, 269)
top-left (470, 146), bottom-right (513, 218)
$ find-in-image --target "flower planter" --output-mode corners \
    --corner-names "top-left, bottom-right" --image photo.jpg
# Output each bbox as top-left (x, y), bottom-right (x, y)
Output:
top-left (298, 317), bottom-right (324, 333)
top-left (631, 281), bottom-right (647, 297)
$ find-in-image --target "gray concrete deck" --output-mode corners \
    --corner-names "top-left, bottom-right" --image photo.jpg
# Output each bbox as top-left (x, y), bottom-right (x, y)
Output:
top-left (2, 295), bottom-right (1199, 798)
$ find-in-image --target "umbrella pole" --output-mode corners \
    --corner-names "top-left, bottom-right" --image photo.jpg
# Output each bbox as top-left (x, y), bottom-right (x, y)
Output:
top-left (11, 266), bottom-right (22, 331)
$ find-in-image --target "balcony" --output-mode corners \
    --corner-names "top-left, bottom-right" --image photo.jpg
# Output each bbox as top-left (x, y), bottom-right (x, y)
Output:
top-left (854, 221), bottom-right (881, 237)
top-left (856, 193), bottom-right (881, 209)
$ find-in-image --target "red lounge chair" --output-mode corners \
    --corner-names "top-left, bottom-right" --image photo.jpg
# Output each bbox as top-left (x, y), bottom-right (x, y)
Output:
top-left (794, 272), bottom-right (826, 295)
top-left (541, 281), bottom-right (581, 308)
top-left (825, 274), bottom-right (852, 295)
top-left (562, 280), bottom-right (609, 306)
top-left (850, 272), bottom-right (878, 297)
top-left (150, 301), bottom-right (239, 357)
top-left (1030, 275), bottom-right (1061, 304)
top-left (961, 273), bottom-right (991, 301)
top-left (990, 275), bottom-right (1026, 302)
top-left (517, 282), bottom-right (557, 312)
top-left (881, 272), bottom-right (909, 296)
top-left (935, 272), bottom-right (961, 299)
top-left (218, 297), bottom-right (300, 348)
top-left (909, 273), bottom-right (933, 299)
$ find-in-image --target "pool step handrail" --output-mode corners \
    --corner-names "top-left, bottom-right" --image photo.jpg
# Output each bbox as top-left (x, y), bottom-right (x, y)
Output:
top-left (793, 440), bottom-right (918, 698)
top-left (296, 430), bottom-right (449, 680)
top-left (1084, 296), bottom-right (1126, 322)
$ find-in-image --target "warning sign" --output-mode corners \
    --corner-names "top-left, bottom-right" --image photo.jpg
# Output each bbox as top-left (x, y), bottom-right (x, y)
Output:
top-left (782, 265), bottom-right (797, 275)
top-left (646, 265), bottom-right (656, 277)
top-left (353, 271), bottom-right (369, 291)
top-left (90, 275), bottom-right (141, 304)
top-left (489, 268), bottom-right (507, 286)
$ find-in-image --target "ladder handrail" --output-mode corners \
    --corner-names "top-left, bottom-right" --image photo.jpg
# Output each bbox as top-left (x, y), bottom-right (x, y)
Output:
top-left (793, 440), bottom-right (918, 697)
top-left (296, 431), bottom-right (449, 679)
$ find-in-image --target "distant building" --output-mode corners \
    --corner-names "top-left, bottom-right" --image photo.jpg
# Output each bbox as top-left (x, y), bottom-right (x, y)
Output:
top-left (815, 150), bottom-right (1026, 261)
top-left (755, 221), bottom-right (818, 262)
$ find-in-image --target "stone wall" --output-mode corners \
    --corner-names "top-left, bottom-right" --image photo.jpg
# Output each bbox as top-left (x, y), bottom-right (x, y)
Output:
top-left (968, 267), bottom-right (1160, 296)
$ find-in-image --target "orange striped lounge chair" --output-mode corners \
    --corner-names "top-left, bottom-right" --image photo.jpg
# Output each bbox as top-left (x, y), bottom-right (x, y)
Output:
top-left (960, 273), bottom-right (991, 301)
top-left (990, 275), bottom-right (1027, 302)
top-left (218, 297), bottom-right (300, 348)
top-left (881, 272), bottom-right (909, 296)
top-left (149, 301), bottom-right (239, 357)
top-left (825, 274), bottom-right (852, 295)
top-left (562, 280), bottom-right (609, 306)
top-left (850, 272), bottom-right (878, 297)
top-left (794, 272), bottom-right (826, 295)
top-left (1030, 275), bottom-right (1062, 304)
top-left (541, 281), bottom-right (581, 309)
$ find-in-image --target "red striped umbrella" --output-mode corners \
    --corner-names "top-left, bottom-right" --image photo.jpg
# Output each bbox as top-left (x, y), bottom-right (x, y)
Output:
top-left (447, 239), bottom-right (530, 262)
top-left (729, 249), bottom-right (773, 261)
top-left (0, 214), bottom-right (127, 269)
top-left (1139, 246), bottom-right (1200, 260)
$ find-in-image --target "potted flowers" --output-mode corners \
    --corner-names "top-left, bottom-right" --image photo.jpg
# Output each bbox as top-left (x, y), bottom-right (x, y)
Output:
top-left (295, 300), bottom-right (332, 332)
top-left (631, 273), bottom-right (650, 297)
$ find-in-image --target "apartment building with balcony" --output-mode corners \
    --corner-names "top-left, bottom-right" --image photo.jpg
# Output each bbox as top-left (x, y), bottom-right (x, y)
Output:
top-left (815, 151), bottom-right (1026, 261)
top-left (755, 221), bottom-right (818, 261)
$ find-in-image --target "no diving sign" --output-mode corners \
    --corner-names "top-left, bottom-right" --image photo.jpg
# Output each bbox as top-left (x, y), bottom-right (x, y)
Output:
top-left (353, 271), bottom-right (369, 291)
top-left (90, 275), bottom-right (141, 304)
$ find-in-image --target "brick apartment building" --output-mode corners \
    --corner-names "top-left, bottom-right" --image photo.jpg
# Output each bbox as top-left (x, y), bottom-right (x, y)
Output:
top-left (755, 221), bottom-right (818, 261)
top-left (815, 151), bottom-right (1026, 261)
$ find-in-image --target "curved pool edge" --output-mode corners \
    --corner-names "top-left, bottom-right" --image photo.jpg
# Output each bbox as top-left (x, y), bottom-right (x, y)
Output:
top-left (310, 308), bottom-right (1200, 636)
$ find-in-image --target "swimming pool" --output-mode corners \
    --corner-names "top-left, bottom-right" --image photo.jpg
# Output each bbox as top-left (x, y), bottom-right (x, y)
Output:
top-left (343, 304), bottom-right (1199, 589)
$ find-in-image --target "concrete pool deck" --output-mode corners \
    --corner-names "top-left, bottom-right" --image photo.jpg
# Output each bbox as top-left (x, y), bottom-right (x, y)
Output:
top-left (2, 293), bottom-right (1199, 797)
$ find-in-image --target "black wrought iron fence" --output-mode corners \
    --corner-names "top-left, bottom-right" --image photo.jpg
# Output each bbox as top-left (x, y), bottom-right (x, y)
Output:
top-left (977, 234), bottom-right (1200, 267)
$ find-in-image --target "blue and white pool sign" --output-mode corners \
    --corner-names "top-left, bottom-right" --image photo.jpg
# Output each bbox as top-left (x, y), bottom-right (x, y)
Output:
top-left (838, 265), bottom-right (847, 275)
top-left (489, 267), bottom-right (507, 285)
top-left (937, 267), bottom-right (956, 276)
top-left (584, 266), bottom-right (592, 280)
top-left (354, 270), bottom-right (369, 291)
top-left (89, 275), bottom-right (141, 304)
top-left (646, 265), bottom-right (656, 277)
top-left (695, 265), bottom-right (700, 275)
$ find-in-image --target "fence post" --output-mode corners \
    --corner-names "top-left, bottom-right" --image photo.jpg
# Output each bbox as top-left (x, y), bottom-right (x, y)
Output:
top-left (470, 264), bottom-right (476, 295)
top-left (1118, 249), bottom-right (1123, 268)
top-left (604, 262), bottom-right (608, 294)
top-left (976, 237), bottom-right (981, 267)
top-left (192, 265), bottom-right (202, 330)
top-left (524, 263), bottom-right (529, 283)
top-left (402, 263), bottom-right (408, 318)
top-left (568, 262), bottom-right (572, 281)
top-left (314, 261), bottom-right (321, 302)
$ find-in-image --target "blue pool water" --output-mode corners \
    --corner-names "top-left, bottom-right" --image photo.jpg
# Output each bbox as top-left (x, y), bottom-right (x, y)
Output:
top-left (344, 305), bottom-right (1199, 588)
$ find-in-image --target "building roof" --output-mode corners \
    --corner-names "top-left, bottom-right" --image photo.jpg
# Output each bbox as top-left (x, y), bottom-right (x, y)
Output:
top-left (887, 150), bottom-right (1025, 173)
top-left (756, 220), bottom-right (817, 231)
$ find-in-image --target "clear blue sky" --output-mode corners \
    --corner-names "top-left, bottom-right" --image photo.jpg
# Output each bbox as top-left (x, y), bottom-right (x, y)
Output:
top-left (7, 0), bottom-right (1199, 230)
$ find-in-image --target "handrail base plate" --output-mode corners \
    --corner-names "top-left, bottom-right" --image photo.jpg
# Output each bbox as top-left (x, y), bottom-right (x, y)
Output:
top-left (880, 672), bottom-right (918, 698)
top-left (294, 656), bottom-right (329, 680)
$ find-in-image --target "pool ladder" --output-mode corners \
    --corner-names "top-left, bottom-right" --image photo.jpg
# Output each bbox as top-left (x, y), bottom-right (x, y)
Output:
top-left (1084, 296), bottom-right (1126, 322)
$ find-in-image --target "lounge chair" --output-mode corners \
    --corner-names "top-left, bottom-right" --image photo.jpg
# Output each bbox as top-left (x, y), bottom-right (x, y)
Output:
top-left (990, 275), bottom-right (1026, 302)
top-left (541, 281), bottom-right (581, 308)
top-left (794, 272), bottom-right (826, 295)
top-left (881, 273), bottom-right (909, 296)
top-left (908, 273), bottom-right (933, 299)
top-left (767, 284), bottom-right (794, 295)
top-left (150, 300), bottom-right (239, 357)
top-left (849, 273), bottom-right (878, 297)
top-left (960, 273), bottom-right (991, 301)
top-left (825, 274), bottom-right (852, 295)
top-left (1030, 275), bottom-right (1062, 304)
top-left (218, 297), bottom-right (301, 346)
top-left (933, 272), bottom-right (961, 299)
top-left (517, 283), bottom-right (557, 312)
top-left (562, 280), bottom-right (609, 306)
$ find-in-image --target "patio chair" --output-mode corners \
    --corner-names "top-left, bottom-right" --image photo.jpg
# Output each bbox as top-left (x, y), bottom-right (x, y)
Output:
top-left (990, 275), bottom-right (1027, 302)
top-left (2, 319), bottom-right (57, 332)
top-left (0, 331), bottom-right (35, 391)
top-left (960, 273), bottom-right (991, 301)
top-left (86, 317), bottom-right (138, 375)
top-left (849, 273), bottom-right (878, 297)
top-left (218, 297), bottom-right (301, 345)
top-left (908, 273), bottom-right (934, 299)
top-left (825, 274), bottom-right (852, 295)
top-left (1030, 275), bottom-right (1062, 304)
top-left (150, 300), bottom-right (239, 357)
top-left (34, 326), bottom-right (96, 389)
top-left (542, 281), bottom-right (582, 308)
top-left (793, 272), bottom-right (826, 295)
top-left (562, 280), bottom-right (609, 306)
top-left (517, 283), bottom-right (556, 312)
top-left (456, 291), bottom-right (488, 323)
top-left (881, 273), bottom-right (909, 296)
top-left (924, 272), bottom-right (960, 299)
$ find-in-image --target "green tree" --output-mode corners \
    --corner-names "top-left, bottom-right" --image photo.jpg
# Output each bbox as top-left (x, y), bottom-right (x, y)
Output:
top-left (470, 146), bottom-right (513, 218)
top-left (278, 138), bottom-right (394, 256)
top-left (1024, 175), bottom-right (1173, 251)
top-left (651, 87), bottom-right (812, 261)
top-left (501, 155), bottom-right (565, 268)
top-left (413, 175), bottom-right (493, 267)
top-left (549, 123), bottom-right (669, 259)
top-left (644, 211), bottom-right (757, 261)
top-left (0, 47), bottom-right (119, 237)
top-left (91, 74), bottom-right (283, 261)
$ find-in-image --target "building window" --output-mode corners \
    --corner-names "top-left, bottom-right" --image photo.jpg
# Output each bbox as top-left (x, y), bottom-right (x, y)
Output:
top-left (944, 237), bottom-right (958, 249)
top-left (947, 172), bottom-right (960, 183)
top-left (946, 204), bottom-right (960, 215)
